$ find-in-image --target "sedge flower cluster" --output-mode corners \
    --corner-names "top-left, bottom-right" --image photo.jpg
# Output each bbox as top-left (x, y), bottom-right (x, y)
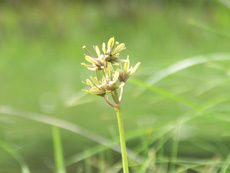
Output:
top-left (81, 37), bottom-right (140, 107)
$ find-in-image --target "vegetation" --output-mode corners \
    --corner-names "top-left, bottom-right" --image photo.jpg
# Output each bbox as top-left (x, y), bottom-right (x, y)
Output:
top-left (0, 0), bottom-right (230, 172)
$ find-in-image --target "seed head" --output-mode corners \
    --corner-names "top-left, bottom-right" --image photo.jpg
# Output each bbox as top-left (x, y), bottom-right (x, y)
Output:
top-left (81, 37), bottom-right (140, 107)
top-left (119, 57), bottom-right (141, 82)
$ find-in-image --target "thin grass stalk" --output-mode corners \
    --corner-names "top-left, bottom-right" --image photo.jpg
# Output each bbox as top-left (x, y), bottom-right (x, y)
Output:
top-left (221, 153), bottom-right (230, 173)
top-left (0, 107), bottom-right (142, 163)
top-left (85, 156), bottom-right (92, 173)
top-left (0, 140), bottom-right (30, 173)
top-left (116, 105), bottom-right (129, 173)
top-left (170, 128), bottom-right (180, 172)
top-left (52, 125), bottom-right (66, 173)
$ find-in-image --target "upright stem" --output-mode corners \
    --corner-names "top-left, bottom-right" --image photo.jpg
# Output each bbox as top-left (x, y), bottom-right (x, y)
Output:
top-left (52, 125), bottom-right (66, 173)
top-left (116, 105), bottom-right (129, 173)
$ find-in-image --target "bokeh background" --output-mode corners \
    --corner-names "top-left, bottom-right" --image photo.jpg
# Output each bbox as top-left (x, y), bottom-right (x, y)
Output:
top-left (0, 0), bottom-right (230, 172)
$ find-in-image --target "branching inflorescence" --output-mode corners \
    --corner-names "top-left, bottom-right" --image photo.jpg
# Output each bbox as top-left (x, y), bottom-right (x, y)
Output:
top-left (81, 37), bottom-right (140, 172)
top-left (81, 37), bottom-right (141, 108)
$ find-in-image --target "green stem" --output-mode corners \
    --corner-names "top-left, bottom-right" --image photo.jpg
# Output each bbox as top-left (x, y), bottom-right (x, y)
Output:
top-left (103, 95), bottom-right (117, 108)
top-left (52, 125), bottom-right (66, 173)
top-left (111, 91), bottom-right (119, 104)
top-left (116, 105), bottom-right (129, 173)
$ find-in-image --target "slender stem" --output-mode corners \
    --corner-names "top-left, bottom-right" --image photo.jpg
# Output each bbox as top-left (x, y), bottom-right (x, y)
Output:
top-left (52, 125), bottom-right (66, 173)
top-left (119, 87), bottom-right (124, 102)
top-left (116, 105), bottom-right (129, 173)
top-left (111, 92), bottom-right (119, 104)
top-left (103, 95), bottom-right (117, 108)
top-left (114, 89), bottom-right (119, 100)
top-left (83, 47), bottom-right (94, 58)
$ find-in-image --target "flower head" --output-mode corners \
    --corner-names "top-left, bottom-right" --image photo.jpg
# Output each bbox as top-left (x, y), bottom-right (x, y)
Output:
top-left (81, 45), bottom-right (105, 71)
top-left (101, 37), bottom-right (126, 64)
top-left (119, 57), bottom-right (141, 83)
top-left (81, 37), bottom-right (140, 107)
top-left (82, 78), bottom-right (106, 96)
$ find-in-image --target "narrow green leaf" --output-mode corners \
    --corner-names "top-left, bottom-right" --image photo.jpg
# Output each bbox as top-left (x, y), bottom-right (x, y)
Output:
top-left (0, 140), bottom-right (30, 173)
top-left (52, 125), bottom-right (66, 173)
top-left (219, 0), bottom-right (230, 8)
top-left (136, 53), bottom-right (230, 96)
top-left (0, 107), bottom-right (142, 163)
top-left (64, 91), bottom-right (96, 107)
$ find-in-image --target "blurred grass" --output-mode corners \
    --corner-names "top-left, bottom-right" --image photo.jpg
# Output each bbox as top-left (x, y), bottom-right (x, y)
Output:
top-left (0, 0), bottom-right (230, 172)
top-left (52, 125), bottom-right (66, 173)
top-left (0, 140), bottom-right (30, 173)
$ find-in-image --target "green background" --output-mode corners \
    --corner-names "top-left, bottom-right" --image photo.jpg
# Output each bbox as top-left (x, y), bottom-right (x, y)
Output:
top-left (0, 0), bottom-right (230, 172)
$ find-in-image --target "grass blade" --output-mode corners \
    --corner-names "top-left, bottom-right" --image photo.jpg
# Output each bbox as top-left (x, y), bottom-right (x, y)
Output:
top-left (136, 53), bottom-right (230, 96)
top-left (170, 128), bottom-right (180, 172)
top-left (137, 148), bottom-right (156, 173)
top-left (219, 0), bottom-right (230, 8)
top-left (129, 78), bottom-right (198, 110)
top-left (64, 91), bottom-right (96, 107)
top-left (130, 78), bottom-right (230, 126)
top-left (221, 153), bottom-right (230, 173)
top-left (188, 18), bottom-right (230, 37)
top-left (52, 125), bottom-right (66, 173)
top-left (0, 106), bottom-right (142, 163)
top-left (66, 145), bottom-right (106, 166)
top-left (0, 140), bottom-right (30, 173)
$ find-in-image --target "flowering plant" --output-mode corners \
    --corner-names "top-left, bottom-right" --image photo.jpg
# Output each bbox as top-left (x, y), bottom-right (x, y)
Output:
top-left (81, 37), bottom-right (140, 172)
top-left (82, 37), bottom-right (140, 108)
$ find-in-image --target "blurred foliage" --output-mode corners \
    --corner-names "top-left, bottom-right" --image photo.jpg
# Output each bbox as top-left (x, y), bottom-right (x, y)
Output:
top-left (0, 0), bottom-right (230, 172)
